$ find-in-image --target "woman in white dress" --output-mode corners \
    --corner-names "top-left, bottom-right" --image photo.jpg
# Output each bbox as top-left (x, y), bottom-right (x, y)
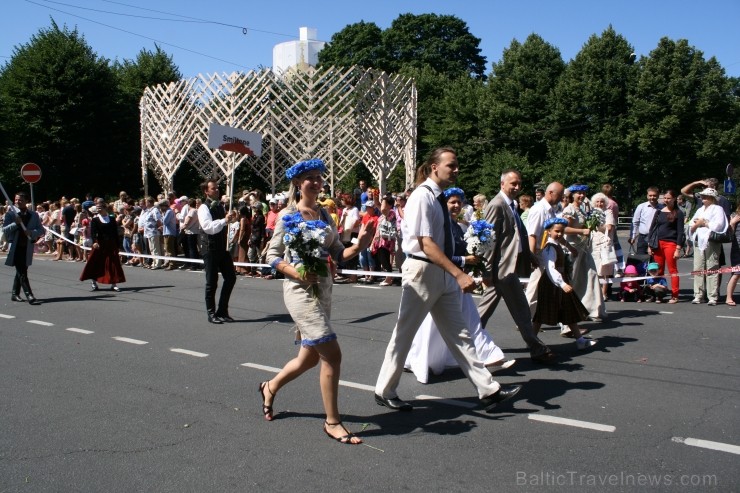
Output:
top-left (404, 187), bottom-right (514, 384)
top-left (589, 192), bottom-right (616, 299)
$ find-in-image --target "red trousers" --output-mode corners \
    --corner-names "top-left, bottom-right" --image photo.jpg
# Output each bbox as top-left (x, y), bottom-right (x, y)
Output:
top-left (652, 239), bottom-right (680, 298)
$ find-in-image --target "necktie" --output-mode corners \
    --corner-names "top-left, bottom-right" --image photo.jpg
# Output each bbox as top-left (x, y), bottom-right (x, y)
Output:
top-left (511, 201), bottom-right (527, 252)
top-left (438, 193), bottom-right (454, 259)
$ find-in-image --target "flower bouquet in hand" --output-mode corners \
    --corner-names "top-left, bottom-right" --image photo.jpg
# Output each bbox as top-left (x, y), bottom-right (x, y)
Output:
top-left (464, 219), bottom-right (494, 276)
top-left (583, 208), bottom-right (605, 246)
top-left (281, 211), bottom-right (331, 297)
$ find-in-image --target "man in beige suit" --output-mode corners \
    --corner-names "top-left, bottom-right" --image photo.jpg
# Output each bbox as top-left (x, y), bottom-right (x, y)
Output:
top-left (478, 169), bottom-right (556, 364)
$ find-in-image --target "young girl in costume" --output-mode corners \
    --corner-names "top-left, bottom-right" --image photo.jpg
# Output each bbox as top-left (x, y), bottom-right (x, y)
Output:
top-left (533, 218), bottom-right (597, 350)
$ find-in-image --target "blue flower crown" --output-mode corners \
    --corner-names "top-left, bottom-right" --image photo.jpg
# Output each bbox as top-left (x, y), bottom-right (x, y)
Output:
top-left (544, 217), bottom-right (569, 229)
top-left (443, 187), bottom-right (465, 200)
top-left (286, 158), bottom-right (327, 180)
top-left (567, 184), bottom-right (589, 192)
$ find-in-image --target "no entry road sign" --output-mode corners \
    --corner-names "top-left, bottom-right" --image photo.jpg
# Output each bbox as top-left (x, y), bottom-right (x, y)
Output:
top-left (21, 163), bottom-right (42, 184)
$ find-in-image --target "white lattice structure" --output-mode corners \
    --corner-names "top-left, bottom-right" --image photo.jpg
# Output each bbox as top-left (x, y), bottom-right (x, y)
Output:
top-left (140, 66), bottom-right (417, 197)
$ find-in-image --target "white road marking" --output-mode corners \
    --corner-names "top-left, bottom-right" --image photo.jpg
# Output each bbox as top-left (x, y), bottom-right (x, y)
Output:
top-left (717, 315), bottom-right (740, 320)
top-left (66, 328), bottom-right (94, 335)
top-left (112, 336), bottom-right (148, 345)
top-left (658, 311), bottom-right (673, 314)
top-left (0, 313), bottom-right (15, 319)
top-left (27, 320), bottom-right (54, 326)
top-left (241, 362), bottom-right (376, 391)
top-left (416, 394), bottom-right (478, 409)
top-left (528, 414), bottom-right (616, 432)
top-left (673, 437), bottom-right (740, 455)
top-left (170, 348), bottom-right (208, 358)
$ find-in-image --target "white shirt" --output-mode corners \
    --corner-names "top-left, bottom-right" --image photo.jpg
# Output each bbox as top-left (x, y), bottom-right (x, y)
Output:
top-left (690, 204), bottom-right (727, 251)
top-left (401, 178), bottom-right (445, 257)
top-left (197, 202), bottom-right (227, 235)
top-left (542, 239), bottom-right (565, 288)
top-left (526, 197), bottom-right (556, 254)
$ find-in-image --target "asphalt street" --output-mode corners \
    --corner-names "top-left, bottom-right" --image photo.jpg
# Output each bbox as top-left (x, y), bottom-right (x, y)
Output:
top-left (1, 253), bottom-right (738, 492)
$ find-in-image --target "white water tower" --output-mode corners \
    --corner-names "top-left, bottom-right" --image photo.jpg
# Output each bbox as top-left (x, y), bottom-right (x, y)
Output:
top-left (272, 27), bottom-right (325, 74)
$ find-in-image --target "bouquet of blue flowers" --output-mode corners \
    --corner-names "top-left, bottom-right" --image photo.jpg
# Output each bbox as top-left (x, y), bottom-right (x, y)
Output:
top-left (464, 219), bottom-right (494, 274)
top-left (583, 208), bottom-right (605, 233)
top-left (281, 210), bottom-right (331, 297)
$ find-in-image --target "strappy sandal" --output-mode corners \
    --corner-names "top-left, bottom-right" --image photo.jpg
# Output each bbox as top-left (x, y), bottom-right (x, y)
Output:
top-left (258, 381), bottom-right (274, 421)
top-left (323, 421), bottom-right (362, 445)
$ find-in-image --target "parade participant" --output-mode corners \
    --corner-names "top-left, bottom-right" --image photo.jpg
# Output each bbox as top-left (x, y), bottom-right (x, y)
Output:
top-left (374, 147), bottom-right (522, 413)
top-left (533, 218), bottom-right (597, 351)
top-left (404, 187), bottom-right (515, 383)
top-left (478, 169), bottom-right (556, 363)
top-left (3, 191), bottom-right (44, 304)
top-left (197, 180), bottom-right (237, 324)
top-left (262, 158), bottom-right (374, 444)
top-left (80, 203), bottom-right (126, 292)
top-left (561, 184), bottom-right (607, 321)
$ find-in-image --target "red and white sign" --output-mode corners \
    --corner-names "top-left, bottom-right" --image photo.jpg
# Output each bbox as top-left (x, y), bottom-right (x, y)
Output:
top-left (207, 123), bottom-right (262, 156)
top-left (21, 162), bottom-right (42, 184)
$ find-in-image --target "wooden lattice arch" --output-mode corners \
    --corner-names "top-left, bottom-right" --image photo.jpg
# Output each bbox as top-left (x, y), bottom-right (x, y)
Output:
top-left (140, 66), bottom-right (417, 196)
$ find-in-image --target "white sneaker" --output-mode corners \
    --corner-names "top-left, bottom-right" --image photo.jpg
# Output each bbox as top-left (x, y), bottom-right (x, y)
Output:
top-left (691, 298), bottom-right (702, 304)
top-left (560, 326), bottom-right (573, 338)
top-left (577, 338), bottom-right (597, 350)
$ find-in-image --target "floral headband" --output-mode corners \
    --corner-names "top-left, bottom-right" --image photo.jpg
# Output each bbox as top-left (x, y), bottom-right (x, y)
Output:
top-left (567, 184), bottom-right (589, 192)
top-left (544, 217), bottom-right (569, 229)
top-left (443, 187), bottom-right (465, 200)
top-left (286, 158), bottom-right (327, 180)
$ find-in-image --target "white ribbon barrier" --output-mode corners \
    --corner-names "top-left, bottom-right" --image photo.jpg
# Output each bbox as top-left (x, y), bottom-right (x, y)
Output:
top-left (43, 227), bottom-right (729, 283)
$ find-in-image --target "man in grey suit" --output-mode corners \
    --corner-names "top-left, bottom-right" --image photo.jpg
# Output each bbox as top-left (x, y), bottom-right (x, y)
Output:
top-left (477, 169), bottom-right (556, 364)
top-left (3, 191), bottom-right (44, 304)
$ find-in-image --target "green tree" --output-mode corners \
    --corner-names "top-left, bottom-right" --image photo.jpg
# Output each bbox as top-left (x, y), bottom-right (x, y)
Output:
top-left (317, 21), bottom-right (388, 71)
top-left (549, 26), bottom-right (637, 200)
top-left (383, 13), bottom-right (487, 79)
top-left (0, 21), bottom-right (119, 200)
top-left (629, 38), bottom-right (740, 197)
top-left (113, 45), bottom-right (182, 195)
top-left (485, 34), bottom-right (566, 167)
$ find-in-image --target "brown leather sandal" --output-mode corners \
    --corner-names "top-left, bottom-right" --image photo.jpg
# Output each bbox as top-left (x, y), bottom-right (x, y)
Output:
top-left (258, 381), bottom-right (274, 421)
top-left (323, 421), bottom-right (362, 445)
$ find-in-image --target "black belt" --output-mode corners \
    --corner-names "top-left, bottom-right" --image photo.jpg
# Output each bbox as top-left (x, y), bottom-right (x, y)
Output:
top-left (407, 254), bottom-right (432, 264)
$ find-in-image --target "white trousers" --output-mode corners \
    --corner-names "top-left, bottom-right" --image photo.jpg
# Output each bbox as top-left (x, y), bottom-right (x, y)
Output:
top-left (375, 258), bottom-right (500, 399)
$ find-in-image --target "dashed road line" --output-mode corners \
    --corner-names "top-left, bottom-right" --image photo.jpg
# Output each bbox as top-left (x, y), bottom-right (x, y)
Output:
top-left (241, 362), bottom-right (374, 392)
top-left (0, 313), bottom-right (15, 319)
top-left (528, 414), bottom-right (616, 432)
top-left (716, 315), bottom-right (740, 320)
top-left (27, 320), bottom-right (54, 326)
top-left (112, 336), bottom-right (148, 345)
top-left (66, 328), bottom-right (94, 335)
top-left (170, 348), bottom-right (208, 358)
top-left (673, 437), bottom-right (740, 455)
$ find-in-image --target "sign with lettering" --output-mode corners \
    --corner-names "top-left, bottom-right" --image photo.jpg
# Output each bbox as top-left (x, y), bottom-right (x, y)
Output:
top-left (207, 123), bottom-right (262, 156)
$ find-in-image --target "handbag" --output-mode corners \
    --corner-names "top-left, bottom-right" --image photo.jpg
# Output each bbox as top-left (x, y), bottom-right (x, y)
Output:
top-left (709, 229), bottom-right (732, 243)
top-left (601, 244), bottom-right (618, 265)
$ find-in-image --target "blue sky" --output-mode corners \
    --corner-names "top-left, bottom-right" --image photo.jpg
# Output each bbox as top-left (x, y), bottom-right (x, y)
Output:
top-left (2, 0), bottom-right (739, 78)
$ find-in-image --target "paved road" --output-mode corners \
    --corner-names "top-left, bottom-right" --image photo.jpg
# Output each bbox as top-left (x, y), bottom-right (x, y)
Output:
top-left (1, 254), bottom-right (738, 492)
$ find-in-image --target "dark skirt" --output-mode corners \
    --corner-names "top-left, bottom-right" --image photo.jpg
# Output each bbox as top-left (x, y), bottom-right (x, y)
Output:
top-left (79, 239), bottom-right (126, 285)
top-left (533, 272), bottom-right (589, 326)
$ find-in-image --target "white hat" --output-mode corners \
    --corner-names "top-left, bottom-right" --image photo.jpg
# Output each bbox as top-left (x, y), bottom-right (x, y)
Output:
top-left (365, 200), bottom-right (375, 208)
top-left (89, 206), bottom-right (98, 214)
top-left (699, 187), bottom-right (718, 197)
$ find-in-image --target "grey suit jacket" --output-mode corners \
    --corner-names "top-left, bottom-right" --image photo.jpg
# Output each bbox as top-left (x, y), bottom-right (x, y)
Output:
top-left (483, 193), bottom-right (534, 280)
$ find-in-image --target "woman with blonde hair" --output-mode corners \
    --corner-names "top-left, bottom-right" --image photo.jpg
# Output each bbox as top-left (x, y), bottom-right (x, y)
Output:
top-left (262, 159), bottom-right (375, 444)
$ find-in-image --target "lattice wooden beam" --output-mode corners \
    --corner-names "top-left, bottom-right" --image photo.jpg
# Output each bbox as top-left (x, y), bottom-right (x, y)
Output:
top-left (140, 66), bottom-right (417, 196)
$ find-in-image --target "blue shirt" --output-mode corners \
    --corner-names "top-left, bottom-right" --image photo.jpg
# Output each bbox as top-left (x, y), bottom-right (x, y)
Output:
top-left (631, 201), bottom-right (663, 239)
top-left (162, 208), bottom-right (177, 236)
